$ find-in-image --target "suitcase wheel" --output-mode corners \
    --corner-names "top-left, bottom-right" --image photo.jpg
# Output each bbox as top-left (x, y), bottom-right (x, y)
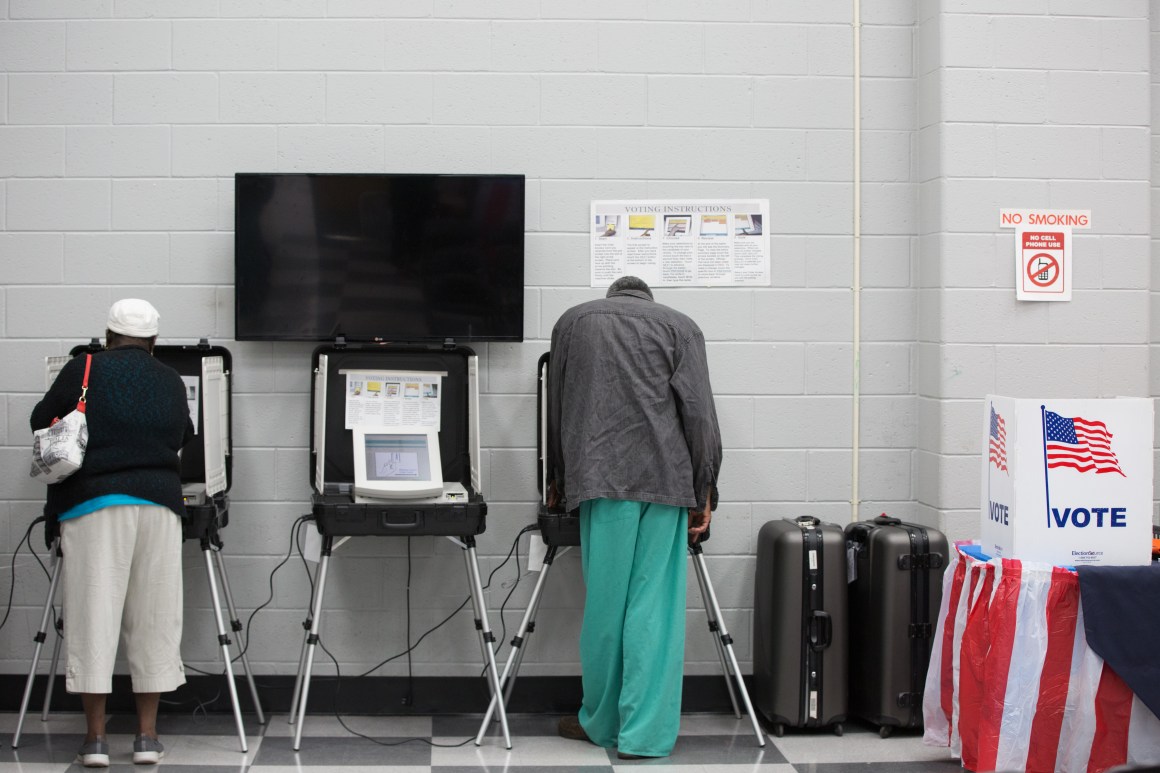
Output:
top-left (832, 723), bottom-right (844, 737)
top-left (772, 723), bottom-right (785, 738)
top-left (878, 725), bottom-right (893, 739)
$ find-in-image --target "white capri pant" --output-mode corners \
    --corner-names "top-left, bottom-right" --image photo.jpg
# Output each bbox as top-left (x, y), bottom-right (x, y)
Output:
top-left (60, 504), bottom-right (186, 694)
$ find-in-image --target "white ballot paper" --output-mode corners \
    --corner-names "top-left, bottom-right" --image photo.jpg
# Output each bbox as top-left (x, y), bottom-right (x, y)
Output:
top-left (341, 369), bottom-right (445, 431)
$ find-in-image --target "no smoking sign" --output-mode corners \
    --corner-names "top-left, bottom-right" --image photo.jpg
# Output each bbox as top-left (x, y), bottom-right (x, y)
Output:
top-left (1016, 226), bottom-right (1071, 302)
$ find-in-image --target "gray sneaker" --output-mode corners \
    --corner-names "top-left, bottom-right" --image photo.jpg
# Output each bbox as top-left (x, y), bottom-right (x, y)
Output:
top-left (76, 738), bottom-right (110, 767)
top-left (132, 735), bottom-right (165, 765)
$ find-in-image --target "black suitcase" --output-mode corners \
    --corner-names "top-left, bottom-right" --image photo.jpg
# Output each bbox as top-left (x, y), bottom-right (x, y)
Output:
top-left (844, 514), bottom-right (949, 737)
top-left (753, 516), bottom-right (848, 736)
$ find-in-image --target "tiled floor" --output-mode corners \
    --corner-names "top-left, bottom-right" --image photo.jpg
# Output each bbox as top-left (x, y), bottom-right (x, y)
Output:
top-left (0, 710), bottom-right (963, 772)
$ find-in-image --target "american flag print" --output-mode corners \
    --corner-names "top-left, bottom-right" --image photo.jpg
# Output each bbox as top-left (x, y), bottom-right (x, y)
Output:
top-left (989, 406), bottom-right (1007, 473)
top-left (1043, 410), bottom-right (1125, 476)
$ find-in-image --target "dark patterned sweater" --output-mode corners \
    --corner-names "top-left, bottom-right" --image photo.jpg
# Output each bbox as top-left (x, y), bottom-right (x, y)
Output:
top-left (31, 345), bottom-right (194, 519)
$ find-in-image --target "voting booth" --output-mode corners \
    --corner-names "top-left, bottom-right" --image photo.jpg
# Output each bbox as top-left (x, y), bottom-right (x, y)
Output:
top-left (15, 341), bottom-right (264, 754)
top-left (309, 344), bottom-right (485, 536)
top-left (981, 396), bottom-right (1153, 567)
top-left (233, 171), bottom-right (524, 748)
top-left (290, 342), bottom-right (510, 750)
top-left (473, 351), bottom-right (764, 749)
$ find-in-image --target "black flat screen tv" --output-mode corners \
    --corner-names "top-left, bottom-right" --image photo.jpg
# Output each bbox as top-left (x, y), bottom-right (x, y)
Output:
top-left (234, 173), bottom-right (525, 343)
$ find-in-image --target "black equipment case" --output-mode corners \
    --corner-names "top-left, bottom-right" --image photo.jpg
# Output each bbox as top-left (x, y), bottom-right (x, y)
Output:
top-left (844, 514), bottom-right (949, 736)
top-left (753, 516), bottom-right (848, 736)
top-left (67, 340), bottom-right (233, 540)
top-left (309, 343), bottom-right (486, 537)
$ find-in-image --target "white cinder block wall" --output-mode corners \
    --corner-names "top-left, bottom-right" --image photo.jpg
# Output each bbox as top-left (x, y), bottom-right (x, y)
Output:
top-left (917, 0), bottom-right (1153, 543)
top-left (0, 0), bottom-right (1152, 687)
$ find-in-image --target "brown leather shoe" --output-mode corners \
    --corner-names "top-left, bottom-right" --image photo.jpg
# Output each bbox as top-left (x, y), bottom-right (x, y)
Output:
top-left (557, 715), bottom-right (591, 742)
top-left (617, 751), bottom-right (648, 760)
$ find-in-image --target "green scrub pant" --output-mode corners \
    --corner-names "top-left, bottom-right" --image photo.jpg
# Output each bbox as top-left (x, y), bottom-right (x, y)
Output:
top-left (578, 498), bottom-right (688, 757)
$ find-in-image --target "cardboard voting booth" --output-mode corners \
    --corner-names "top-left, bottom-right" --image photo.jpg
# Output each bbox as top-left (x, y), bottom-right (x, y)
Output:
top-left (981, 396), bottom-right (1153, 567)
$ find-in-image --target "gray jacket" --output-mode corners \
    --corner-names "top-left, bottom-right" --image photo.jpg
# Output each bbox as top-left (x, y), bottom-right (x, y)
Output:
top-left (547, 288), bottom-right (722, 511)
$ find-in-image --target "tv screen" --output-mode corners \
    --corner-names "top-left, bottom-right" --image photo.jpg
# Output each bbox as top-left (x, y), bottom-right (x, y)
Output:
top-left (234, 173), bottom-right (525, 342)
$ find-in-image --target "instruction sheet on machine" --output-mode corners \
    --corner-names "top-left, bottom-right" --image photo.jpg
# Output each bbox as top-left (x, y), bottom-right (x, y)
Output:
top-left (590, 199), bottom-right (771, 287)
top-left (340, 369), bottom-right (444, 431)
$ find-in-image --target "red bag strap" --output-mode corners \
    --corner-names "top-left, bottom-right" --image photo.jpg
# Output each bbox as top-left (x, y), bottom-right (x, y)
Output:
top-left (76, 354), bottom-right (92, 414)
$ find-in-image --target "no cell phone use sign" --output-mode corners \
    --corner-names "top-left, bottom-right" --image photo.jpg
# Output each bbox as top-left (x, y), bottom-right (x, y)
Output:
top-left (1000, 209), bottom-right (1089, 303)
top-left (1017, 228), bottom-right (1070, 301)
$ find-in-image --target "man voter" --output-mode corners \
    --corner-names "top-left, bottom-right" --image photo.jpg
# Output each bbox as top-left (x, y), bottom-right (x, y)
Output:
top-left (547, 275), bottom-right (722, 759)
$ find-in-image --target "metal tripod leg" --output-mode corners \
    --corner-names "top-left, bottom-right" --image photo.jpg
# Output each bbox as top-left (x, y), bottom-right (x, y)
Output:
top-left (461, 535), bottom-right (511, 749)
top-left (689, 544), bottom-right (765, 747)
top-left (287, 612), bottom-right (311, 726)
top-left (690, 547), bottom-right (741, 718)
top-left (203, 545), bottom-right (249, 753)
top-left (501, 549), bottom-right (565, 709)
top-left (13, 538), bottom-right (63, 749)
top-left (41, 615), bottom-right (64, 721)
top-left (475, 545), bottom-right (558, 745)
top-left (293, 536), bottom-right (333, 751)
top-left (213, 548), bottom-right (266, 725)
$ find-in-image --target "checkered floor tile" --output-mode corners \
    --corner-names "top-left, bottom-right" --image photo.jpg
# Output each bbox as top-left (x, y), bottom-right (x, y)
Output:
top-left (0, 711), bottom-right (962, 771)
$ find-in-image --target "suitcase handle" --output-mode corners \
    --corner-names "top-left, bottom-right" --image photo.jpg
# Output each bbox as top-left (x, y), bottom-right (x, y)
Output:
top-left (873, 513), bottom-right (902, 526)
top-left (794, 515), bottom-right (821, 528)
top-left (808, 610), bottom-right (832, 651)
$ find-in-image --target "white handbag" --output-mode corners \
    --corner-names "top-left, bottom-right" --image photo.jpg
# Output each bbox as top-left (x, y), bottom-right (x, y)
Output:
top-left (30, 354), bottom-right (92, 484)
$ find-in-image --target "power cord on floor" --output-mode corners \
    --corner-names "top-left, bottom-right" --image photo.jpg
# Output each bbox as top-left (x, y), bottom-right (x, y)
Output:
top-left (177, 514), bottom-right (313, 712)
top-left (316, 637), bottom-right (476, 748)
top-left (305, 523), bottom-right (541, 747)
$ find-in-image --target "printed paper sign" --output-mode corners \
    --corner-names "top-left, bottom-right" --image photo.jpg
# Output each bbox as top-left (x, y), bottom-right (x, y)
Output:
top-left (999, 209), bottom-right (1090, 229)
top-left (1016, 227), bottom-right (1071, 301)
top-left (590, 199), bottom-right (771, 287)
top-left (341, 369), bottom-right (444, 431)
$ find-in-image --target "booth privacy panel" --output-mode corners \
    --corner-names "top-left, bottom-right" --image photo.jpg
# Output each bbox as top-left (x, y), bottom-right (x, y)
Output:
top-left (310, 345), bottom-right (475, 493)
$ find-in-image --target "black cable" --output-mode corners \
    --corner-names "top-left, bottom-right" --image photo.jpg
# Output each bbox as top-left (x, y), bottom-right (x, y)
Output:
top-left (286, 522), bottom-right (443, 681)
top-left (405, 536), bottom-right (413, 705)
top-left (297, 515), bottom-right (316, 597)
top-left (232, 514), bottom-right (312, 663)
top-left (494, 527), bottom-right (527, 665)
top-left (26, 526), bottom-right (52, 579)
top-left (181, 514), bottom-right (311, 704)
top-left (315, 635), bottom-right (475, 748)
top-left (353, 595), bottom-right (472, 678)
top-left (0, 518), bottom-right (46, 634)
top-left (483, 524), bottom-right (539, 672)
top-left (302, 524), bottom-right (540, 748)
top-left (159, 683), bottom-right (223, 719)
top-left (24, 526), bottom-right (62, 644)
top-left (356, 525), bottom-right (536, 679)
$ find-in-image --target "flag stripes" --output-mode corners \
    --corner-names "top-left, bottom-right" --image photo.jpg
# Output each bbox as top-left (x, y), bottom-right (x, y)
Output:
top-left (922, 547), bottom-right (1160, 772)
top-left (989, 406), bottom-right (1007, 473)
top-left (1044, 411), bottom-right (1125, 476)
